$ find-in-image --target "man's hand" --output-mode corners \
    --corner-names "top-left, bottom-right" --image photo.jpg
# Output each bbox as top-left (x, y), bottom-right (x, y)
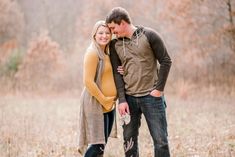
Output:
top-left (150, 89), bottom-right (163, 97)
top-left (118, 102), bottom-right (130, 116)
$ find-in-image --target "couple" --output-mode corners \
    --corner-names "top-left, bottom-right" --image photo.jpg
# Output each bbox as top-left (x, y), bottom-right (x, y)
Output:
top-left (78, 7), bottom-right (172, 157)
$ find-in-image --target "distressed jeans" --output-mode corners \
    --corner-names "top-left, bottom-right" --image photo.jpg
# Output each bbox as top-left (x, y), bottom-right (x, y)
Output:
top-left (123, 94), bottom-right (170, 157)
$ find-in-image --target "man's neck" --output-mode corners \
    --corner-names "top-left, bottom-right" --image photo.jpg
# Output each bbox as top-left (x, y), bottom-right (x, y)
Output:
top-left (126, 24), bottom-right (137, 38)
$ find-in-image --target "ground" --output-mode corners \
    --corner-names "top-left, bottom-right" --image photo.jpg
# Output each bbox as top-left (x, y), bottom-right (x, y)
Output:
top-left (0, 91), bottom-right (234, 157)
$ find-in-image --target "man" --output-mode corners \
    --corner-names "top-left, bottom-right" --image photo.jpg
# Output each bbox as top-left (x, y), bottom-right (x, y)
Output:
top-left (106, 7), bottom-right (172, 157)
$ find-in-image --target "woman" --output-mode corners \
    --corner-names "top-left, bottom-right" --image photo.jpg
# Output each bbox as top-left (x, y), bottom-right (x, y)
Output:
top-left (78, 20), bottom-right (117, 157)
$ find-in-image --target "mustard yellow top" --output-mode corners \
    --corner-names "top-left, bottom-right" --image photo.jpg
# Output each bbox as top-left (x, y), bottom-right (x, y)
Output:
top-left (83, 50), bottom-right (117, 112)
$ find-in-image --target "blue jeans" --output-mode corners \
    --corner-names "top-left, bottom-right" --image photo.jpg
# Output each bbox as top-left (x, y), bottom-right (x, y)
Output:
top-left (123, 94), bottom-right (170, 157)
top-left (84, 110), bottom-right (115, 157)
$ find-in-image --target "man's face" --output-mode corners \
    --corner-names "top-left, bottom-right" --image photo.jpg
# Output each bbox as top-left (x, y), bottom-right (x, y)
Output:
top-left (107, 21), bottom-right (125, 38)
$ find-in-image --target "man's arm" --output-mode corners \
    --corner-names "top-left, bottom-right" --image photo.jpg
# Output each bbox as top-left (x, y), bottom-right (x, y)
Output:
top-left (109, 40), bottom-right (126, 103)
top-left (145, 27), bottom-right (172, 92)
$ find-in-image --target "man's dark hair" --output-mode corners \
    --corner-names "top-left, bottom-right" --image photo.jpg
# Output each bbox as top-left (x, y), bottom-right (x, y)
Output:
top-left (105, 7), bottom-right (131, 25)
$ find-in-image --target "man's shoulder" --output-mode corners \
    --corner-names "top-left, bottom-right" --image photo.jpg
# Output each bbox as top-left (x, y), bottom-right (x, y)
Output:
top-left (142, 27), bottom-right (160, 36)
top-left (142, 27), bottom-right (163, 43)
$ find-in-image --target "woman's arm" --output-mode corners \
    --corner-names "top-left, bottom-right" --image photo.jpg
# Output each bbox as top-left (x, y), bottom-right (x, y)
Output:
top-left (83, 50), bottom-right (114, 106)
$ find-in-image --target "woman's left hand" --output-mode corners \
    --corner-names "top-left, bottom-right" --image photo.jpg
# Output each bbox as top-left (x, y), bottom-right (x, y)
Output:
top-left (117, 66), bottom-right (124, 75)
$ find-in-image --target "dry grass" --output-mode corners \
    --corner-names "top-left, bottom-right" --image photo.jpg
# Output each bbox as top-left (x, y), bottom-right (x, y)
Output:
top-left (0, 91), bottom-right (234, 157)
top-left (0, 94), bottom-right (80, 157)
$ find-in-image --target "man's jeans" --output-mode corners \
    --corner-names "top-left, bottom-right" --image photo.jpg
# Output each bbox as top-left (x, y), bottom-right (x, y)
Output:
top-left (123, 94), bottom-right (170, 157)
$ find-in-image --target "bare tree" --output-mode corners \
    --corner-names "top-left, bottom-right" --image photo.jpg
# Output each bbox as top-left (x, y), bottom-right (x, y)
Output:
top-left (227, 0), bottom-right (234, 25)
top-left (0, 0), bottom-right (24, 44)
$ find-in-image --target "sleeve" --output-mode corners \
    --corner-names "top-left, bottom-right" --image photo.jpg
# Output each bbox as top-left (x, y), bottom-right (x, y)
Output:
top-left (109, 40), bottom-right (127, 104)
top-left (145, 28), bottom-right (172, 91)
top-left (83, 50), bottom-right (107, 105)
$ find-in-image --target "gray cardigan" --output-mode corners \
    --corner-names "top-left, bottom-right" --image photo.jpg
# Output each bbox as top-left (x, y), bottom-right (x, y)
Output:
top-left (77, 58), bottom-right (117, 154)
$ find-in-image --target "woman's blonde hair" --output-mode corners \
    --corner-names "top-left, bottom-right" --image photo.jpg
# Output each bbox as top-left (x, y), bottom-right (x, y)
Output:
top-left (87, 20), bottom-right (111, 59)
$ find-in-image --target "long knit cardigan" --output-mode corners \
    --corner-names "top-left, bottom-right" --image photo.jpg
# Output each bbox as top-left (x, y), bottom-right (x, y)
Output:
top-left (77, 55), bottom-right (117, 155)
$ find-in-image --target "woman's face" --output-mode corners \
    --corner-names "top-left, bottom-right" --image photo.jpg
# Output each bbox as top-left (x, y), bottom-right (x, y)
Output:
top-left (94, 25), bottom-right (111, 47)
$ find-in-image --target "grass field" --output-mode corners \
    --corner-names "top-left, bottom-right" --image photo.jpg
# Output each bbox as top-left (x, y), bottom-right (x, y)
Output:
top-left (0, 91), bottom-right (234, 157)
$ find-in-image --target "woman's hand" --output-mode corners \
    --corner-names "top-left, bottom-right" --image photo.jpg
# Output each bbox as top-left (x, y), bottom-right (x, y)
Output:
top-left (117, 66), bottom-right (125, 75)
top-left (102, 96), bottom-right (115, 110)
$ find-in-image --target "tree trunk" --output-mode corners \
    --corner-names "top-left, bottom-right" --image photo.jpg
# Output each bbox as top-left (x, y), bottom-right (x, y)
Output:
top-left (227, 0), bottom-right (234, 25)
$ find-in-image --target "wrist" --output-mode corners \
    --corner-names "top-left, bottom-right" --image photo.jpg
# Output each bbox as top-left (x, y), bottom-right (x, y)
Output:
top-left (118, 97), bottom-right (126, 104)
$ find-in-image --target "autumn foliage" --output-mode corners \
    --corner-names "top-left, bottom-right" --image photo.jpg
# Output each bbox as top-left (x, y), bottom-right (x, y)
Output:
top-left (0, 1), bottom-right (234, 157)
top-left (14, 32), bottom-right (66, 92)
top-left (0, 0), bottom-right (234, 95)
top-left (0, 0), bottom-right (24, 43)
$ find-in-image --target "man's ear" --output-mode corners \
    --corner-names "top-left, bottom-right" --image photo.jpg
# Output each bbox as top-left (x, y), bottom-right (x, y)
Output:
top-left (120, 20), bottom-right (126, 26)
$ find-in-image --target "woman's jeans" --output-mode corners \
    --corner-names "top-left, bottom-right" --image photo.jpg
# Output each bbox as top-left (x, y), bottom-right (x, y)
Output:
top-left (123, 94), bottom-right (170, 157)
top-left (84, 110), bottom-right (115, 157)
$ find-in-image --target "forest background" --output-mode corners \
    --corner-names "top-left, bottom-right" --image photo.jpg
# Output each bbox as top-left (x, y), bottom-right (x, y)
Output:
top-left (0, 0), bottom-right (235, 156)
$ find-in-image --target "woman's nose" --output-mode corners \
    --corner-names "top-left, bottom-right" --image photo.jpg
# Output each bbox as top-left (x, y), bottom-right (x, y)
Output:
top-left (102, 34), bottom-right (108, 38)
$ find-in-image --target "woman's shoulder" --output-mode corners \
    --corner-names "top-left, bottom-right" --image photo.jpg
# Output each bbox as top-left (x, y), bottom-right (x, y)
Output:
top-left (85, 48), bottom-right (99, 60)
